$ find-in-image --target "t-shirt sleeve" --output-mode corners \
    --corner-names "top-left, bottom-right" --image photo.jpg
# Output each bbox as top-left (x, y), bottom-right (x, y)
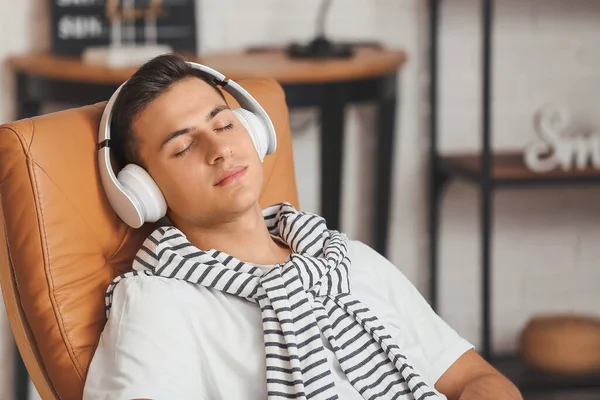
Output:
top-left (83, 275), bottom-right (205, 400)
top-left (348, 240), bottom-right (474, 386)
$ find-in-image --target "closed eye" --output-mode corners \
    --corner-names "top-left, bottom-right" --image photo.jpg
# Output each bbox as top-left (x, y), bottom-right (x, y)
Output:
top-left (175, 141), bottom-right (194, 158)
top-left (215, 123), bottom-right (234, 132)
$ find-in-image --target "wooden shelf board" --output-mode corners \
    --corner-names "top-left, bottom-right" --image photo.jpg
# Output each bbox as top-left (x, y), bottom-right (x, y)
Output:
top-left (439, 152), bottom-right (600, 183)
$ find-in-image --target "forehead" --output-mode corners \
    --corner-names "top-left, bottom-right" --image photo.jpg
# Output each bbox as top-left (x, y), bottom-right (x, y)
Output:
top-left (132, 77), bottom-right (226, 139)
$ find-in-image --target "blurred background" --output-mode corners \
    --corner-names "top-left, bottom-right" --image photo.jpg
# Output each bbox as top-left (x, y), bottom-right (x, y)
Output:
top-left (1, 0), bottom-right (600, 399)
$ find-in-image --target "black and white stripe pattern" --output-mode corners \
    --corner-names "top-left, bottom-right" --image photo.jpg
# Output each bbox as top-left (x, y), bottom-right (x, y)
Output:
top-left (105, 203), bottom-right (439, 400)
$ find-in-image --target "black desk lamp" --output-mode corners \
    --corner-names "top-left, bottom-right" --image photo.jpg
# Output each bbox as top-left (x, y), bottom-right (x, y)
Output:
top-left (286, 0), bottom-right (353, 59)
top-left (246, 0), bottom-right (382, 58)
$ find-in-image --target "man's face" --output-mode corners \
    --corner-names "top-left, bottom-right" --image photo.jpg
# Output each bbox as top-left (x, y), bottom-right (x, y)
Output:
top-left (133, 77), bottom-right (264, 227)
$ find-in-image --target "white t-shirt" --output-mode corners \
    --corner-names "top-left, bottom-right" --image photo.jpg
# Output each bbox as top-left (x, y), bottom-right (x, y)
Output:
top-left (83, 240), bottom-right (472, 400)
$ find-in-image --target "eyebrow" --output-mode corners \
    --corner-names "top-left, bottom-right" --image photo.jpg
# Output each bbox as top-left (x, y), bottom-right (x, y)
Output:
top-left (160, 104), bottom-right (230, 149)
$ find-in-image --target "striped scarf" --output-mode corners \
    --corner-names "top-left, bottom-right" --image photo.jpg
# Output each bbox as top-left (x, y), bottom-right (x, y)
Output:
top-left (105, 203), bottom-right (438, 400)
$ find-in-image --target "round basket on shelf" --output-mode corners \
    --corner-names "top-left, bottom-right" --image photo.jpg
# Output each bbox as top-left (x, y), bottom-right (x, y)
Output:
top-left (520, 314), bottom-right (600, 374)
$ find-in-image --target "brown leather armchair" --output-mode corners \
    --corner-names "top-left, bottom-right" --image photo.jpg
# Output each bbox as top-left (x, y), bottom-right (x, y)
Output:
top-left (0, 78), bottom-right (299, 400)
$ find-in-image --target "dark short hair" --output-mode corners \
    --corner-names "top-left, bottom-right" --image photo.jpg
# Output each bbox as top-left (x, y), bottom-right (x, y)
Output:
top-left (110, 53), bottom-right (227, 168)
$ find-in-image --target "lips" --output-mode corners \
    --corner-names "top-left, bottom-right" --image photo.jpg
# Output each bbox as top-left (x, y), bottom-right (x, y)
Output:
top-left (213, 166), bottom-right (248, 186)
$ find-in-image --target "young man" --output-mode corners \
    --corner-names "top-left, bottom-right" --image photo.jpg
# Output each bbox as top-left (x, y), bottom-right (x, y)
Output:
top-left (83, 54), bottom-right (522, 400)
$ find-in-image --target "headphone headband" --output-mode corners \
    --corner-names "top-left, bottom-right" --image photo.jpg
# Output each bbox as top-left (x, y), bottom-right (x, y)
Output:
top-left (99, 61), bottom-right (276, 153)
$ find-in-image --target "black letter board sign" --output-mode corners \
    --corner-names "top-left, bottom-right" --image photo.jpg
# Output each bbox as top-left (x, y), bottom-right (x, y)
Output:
top-left (49, 0), bottom-right (197, 56)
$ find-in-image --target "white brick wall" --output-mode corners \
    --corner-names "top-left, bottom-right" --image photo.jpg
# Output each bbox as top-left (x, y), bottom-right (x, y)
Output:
top-left (0, 0), bottom-right (599, 398)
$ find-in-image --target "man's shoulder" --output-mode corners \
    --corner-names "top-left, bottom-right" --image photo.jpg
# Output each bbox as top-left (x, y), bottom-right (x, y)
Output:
top-left (112, 274), bottom-right (181, 306)
top-left (346, 239), bottom-right (394, 272)
top-left (346, 239), bottom-right (378, 257)
top-left (345, 239), bottom-right (415, 289)
top-left (111, 272), bottom-right (225, 313)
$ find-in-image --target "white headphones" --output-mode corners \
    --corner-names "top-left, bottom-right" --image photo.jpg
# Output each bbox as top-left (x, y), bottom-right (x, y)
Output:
top-left (98, 61), bottom-right (277, 228)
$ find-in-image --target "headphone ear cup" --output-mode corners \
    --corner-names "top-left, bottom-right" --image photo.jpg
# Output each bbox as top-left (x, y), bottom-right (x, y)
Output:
top-left (232, 108), bottom-right (269, 161)
top-left (117, 164), bottom-right (167, 223)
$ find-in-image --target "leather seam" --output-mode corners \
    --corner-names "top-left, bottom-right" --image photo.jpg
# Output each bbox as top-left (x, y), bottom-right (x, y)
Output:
top-left (107, 225), bottom-right (131, 261)
top-left (25, 118), bottom-right (35, 155)
top-left (106, 226), bottom-right (132, 281)
top-left (28, 135), bottom-right (86, 380)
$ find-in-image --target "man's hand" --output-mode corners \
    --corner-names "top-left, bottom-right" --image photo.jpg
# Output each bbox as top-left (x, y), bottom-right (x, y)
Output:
top-left (435, 349), bottom-right (523, 400)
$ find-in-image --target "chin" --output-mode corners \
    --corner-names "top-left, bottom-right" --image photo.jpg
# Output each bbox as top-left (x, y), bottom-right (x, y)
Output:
top-left (222, 185), bottom-right (261, 214)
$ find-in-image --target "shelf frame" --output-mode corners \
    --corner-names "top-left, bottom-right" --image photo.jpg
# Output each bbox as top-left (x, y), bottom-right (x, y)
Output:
top-left (428, 0), bottom-right (600, 393)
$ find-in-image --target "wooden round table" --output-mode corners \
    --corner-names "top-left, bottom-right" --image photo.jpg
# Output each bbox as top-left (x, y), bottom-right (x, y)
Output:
top-left (9, 48), bottom-right (405, 400)
top-left (9, 48), bottom-right (406, 253)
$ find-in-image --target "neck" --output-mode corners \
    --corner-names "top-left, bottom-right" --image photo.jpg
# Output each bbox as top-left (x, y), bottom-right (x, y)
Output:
top-left (173, 203), bottom-right (291, 266)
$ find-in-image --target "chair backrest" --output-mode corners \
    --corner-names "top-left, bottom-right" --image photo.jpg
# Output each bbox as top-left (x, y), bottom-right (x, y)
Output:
top-left (0, 78), bottom-right (299, 400)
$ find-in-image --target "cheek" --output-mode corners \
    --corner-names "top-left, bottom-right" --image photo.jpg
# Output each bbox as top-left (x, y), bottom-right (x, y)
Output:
top-left (236, 127), bottom-right (260, 156)
top-left (252, 164), bottom-right (264, 190)
top-left (250, 162), bottom-right (265, 199)
top-left (152, 163), bottom-right (202, 209)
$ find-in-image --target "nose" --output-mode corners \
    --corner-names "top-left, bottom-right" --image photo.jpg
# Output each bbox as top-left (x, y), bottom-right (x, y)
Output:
top-left (205, 135), bottom-right (233, 165)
